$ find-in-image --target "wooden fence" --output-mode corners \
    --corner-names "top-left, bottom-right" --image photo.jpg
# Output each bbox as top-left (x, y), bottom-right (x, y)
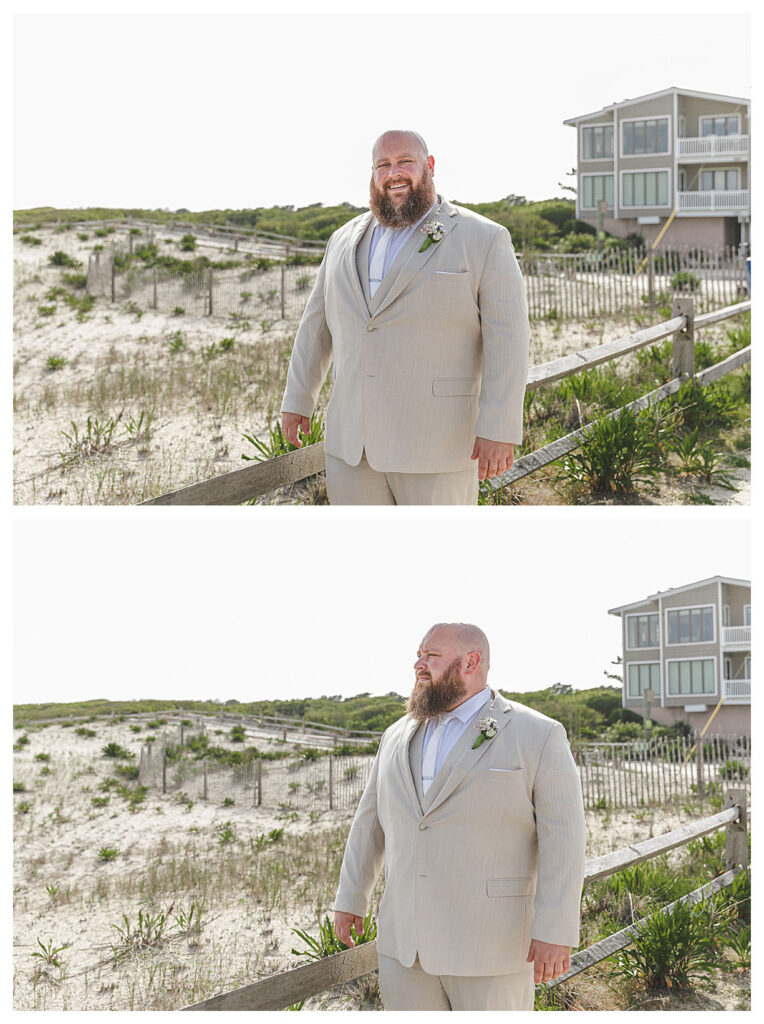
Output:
top-left (519, 246), bottom-right (748, 319)
top-left (140, 297), bottom-right (751, 505)
top-left (573, 734), bottom-right (750, 809)
top-left (180, 791), bottom-right (748, 1010)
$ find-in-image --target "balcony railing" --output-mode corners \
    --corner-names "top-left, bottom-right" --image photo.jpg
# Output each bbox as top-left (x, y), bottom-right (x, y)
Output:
top-left (676, 190), bottom-right (749, 212)
top-left (723, 678), bottom-right (751, 700)
top-left (678, 135), bottom-right (749, 158)
top-left (723, 625), bottom-right (751, 646)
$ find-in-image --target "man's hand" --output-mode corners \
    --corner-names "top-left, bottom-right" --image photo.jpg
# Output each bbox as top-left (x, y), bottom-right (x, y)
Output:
top-left (334, 911), bottom-right (364, 948)
top-left (282, 412), bottom-right (311, 447)
top-left (470, 437), bottom-right (514, 482)
top-left (526, 939), bottom-right (571, 984)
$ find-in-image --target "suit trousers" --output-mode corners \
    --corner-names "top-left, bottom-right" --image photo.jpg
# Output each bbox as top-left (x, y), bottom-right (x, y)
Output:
top-left (325, 453), bottom-right (480, 506)
top-left (377, 953), bottom-right (535, 1011)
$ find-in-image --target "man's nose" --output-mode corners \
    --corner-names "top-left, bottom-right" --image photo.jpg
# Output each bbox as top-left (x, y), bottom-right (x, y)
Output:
top-left (414, 656), bottom-right (425, 670)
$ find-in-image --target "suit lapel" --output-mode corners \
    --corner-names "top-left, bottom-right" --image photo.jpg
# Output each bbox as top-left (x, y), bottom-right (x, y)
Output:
top-left (343, 212), bottom-right (374, 316)
top-left (371, 199), bottom-right (459, 317)
top-left (396, 716), bottom-right (424, 814)
top-left (424, 691), bottom-right (514, 816)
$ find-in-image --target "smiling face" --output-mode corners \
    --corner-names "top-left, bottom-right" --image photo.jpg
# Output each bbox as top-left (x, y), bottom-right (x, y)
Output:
top-left (369, 131), bottom-right (436, 227)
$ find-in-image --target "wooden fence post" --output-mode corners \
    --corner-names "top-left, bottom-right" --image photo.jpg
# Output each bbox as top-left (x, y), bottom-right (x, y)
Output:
top-left (329, 756), bottom-right (334, 810)
top-left (724, 788), bottom-right (748, 868)
top-left (696, 739), bottom-right (704, 800)
top-left (281, 264), bottom-right (286, 320)
top-left (256, 758), bottom-right (262, 806)
top-left (647, 250), bottom-right (656, 309)
top-left (672, 296), bottom-right (695, 378)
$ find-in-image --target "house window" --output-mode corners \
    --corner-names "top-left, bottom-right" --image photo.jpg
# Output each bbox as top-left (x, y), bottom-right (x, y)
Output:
top-left (628, 662), bottom-right (659, 698)
top-left (627, 613), bottom-right (659, 648)
top-left (667, 659), bottom-right (715, 696)
top-left (582, 125), bottom-right (613, 159)
top-left (700, 169), bottom-right (740, 192)
top-left (581, 175), bottom-right (614, 209)
top-left (666, 607), bottom-right (714, 644)
top-left (622, 171), bottom-right (669, 207)
top-left (623, 118), bottom-right (669, 155)
top-left (701, 115), bottom-right (740, 136)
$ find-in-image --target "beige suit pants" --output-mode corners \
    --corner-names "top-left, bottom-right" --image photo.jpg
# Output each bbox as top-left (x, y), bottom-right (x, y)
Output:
top-left (377, 953), bottom-right (535, 1011)
top-left (325, 453), bottom-right (479, 506)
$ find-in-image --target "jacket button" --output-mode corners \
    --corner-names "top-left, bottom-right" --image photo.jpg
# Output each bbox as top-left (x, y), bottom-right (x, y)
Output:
top-left (418, 823), bottom-right (428, 831)
top-left (367, 324), bottom-right (375, 332)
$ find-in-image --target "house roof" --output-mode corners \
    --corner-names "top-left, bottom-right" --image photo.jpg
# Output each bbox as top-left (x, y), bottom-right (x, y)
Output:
top-left (608, 576), bottom-right (750, 616)
top-left (564, 86), bottom-right (750, 126)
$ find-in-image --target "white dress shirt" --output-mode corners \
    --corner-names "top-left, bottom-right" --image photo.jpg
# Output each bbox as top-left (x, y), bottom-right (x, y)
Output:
top-left (420, 686), bottom-right (492, 783)
top-left (368, 198), bottom-right (439, 282)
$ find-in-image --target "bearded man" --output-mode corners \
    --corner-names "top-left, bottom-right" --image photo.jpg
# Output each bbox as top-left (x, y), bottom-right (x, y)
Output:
top-left (280, 131), bottom-right (530, 504)
top-left (333, 623), bottom-right (587, 1010)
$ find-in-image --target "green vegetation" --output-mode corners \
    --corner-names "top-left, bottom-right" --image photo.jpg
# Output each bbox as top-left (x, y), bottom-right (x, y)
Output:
top-left (291, 910), bottom-right (377, 961)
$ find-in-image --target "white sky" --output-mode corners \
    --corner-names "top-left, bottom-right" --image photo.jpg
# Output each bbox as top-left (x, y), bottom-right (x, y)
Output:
top-left (12, 3), bottom-right (752, 212)
top-left (13, 510), bottom-right (751, 706)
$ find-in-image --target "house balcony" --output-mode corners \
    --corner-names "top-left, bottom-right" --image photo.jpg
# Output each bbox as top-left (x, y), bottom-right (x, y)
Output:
top-left (723, 678), bottom-right (751, 703)
top-left (722, 625), bottom-right (751, 649)
top-left (677, 135), bottom-right (749, 160)
top-left (676, 190), bottom-right (749, 213)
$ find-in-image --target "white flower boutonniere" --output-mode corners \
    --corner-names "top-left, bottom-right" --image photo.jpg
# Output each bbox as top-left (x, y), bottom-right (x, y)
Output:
top-left (419, 219), bottom-right (445, 252)
top-left (472, 715), bottom-right (498, 749)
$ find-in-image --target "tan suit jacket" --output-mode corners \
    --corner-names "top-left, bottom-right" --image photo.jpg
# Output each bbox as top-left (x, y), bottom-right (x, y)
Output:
top-left (334, 692), bottom-right (587, 977)
top-left (281, 200), bottom-right (531, 474)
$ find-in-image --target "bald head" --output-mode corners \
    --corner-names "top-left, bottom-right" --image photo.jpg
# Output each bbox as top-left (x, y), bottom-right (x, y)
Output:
top-left (372, 129), bottom-right (429, 163)
top-left (423, 623), bottom-right (491, 670)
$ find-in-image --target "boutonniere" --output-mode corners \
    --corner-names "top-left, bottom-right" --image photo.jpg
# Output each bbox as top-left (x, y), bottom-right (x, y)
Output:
top-left (472, 715), bottom-right (498, 749)
top-left (419, 219), bottom-right (445, 252)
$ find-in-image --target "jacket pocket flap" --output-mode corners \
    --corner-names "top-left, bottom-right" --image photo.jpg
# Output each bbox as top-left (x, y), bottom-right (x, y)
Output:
top-left (432, 377), bottom-right (479, 397)
top-left (486, 876), bottom-right (533, 898)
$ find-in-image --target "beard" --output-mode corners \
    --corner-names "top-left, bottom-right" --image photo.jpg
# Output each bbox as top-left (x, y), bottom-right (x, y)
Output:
top-left (406, 657), bottom-right (468, 721)
top-left (369, 165), bottom-right (437, 227)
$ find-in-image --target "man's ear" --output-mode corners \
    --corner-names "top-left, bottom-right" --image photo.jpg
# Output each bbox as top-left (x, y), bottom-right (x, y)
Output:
top-left (464, 651), bottom-right (480, 675)
top-left (427, 155), bottom-right (435, 174)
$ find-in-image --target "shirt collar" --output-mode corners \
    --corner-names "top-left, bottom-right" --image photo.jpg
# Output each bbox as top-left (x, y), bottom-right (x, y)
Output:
top-left (446, 686), bottom-right (492, 724)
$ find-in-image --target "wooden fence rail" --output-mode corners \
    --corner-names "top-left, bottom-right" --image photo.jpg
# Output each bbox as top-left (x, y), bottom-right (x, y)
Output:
top-left (141, 297), bottom-right (750, 505)
top-left (180, 791), bottom-right (748, 1010)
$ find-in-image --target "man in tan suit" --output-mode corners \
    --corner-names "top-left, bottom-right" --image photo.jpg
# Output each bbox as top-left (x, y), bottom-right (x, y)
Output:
top-left (281, 131), bottom-right (530, 504)
top-left (333, 623), bottom-right (587, 1011)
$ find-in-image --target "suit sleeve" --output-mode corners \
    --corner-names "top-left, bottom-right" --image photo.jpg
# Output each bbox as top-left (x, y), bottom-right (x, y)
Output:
top-left (280, 243), bottom-right (334, 418)
top-left (530, 722), bottom-right (587, 947)
top-left (333, 744), bottom-right (386, 918)
top-left (475, 227), bottom-right (530, 445)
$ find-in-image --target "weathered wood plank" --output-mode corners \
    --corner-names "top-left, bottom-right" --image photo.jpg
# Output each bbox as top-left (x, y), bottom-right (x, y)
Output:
top-left (583, 805), bottom-right (740, 884)
top-left (139, 443), bottom-right (326, 506)
top-left (694, 300), bottom-right (750, 328)
top-left (527, 317), bottom-right (685, 389)
top-left (181, 940), bottom-right (379, 1011)
top-left (545, 868), bottom-right (743, 986)
top-left (694, 346), bottom-right (751, 386)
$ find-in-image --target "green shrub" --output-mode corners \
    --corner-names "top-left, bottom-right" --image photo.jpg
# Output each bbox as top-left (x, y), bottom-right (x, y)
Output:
top-left (98, 847), bottom-right (119, 862)
top-left (48, 251), bottom-right (82, 268)
top-left (102, 742), bottom-right (134, 759)
top-left (62, 272), bottom-right (87, 289)
top-left (291, 911), bottom-right (377, 961)
top-left (610, 896), bottom-right (722, 990)
top-left (46, 355), bottom-right (67, 371)
top-left (21, 234), bottom-right (43, 246)
top-left (241, 414), bottom-right (324, 462)
top-left (180, 234), bottom-right (196, 252)
top-left (671, 270), bottom-right (700, 292)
